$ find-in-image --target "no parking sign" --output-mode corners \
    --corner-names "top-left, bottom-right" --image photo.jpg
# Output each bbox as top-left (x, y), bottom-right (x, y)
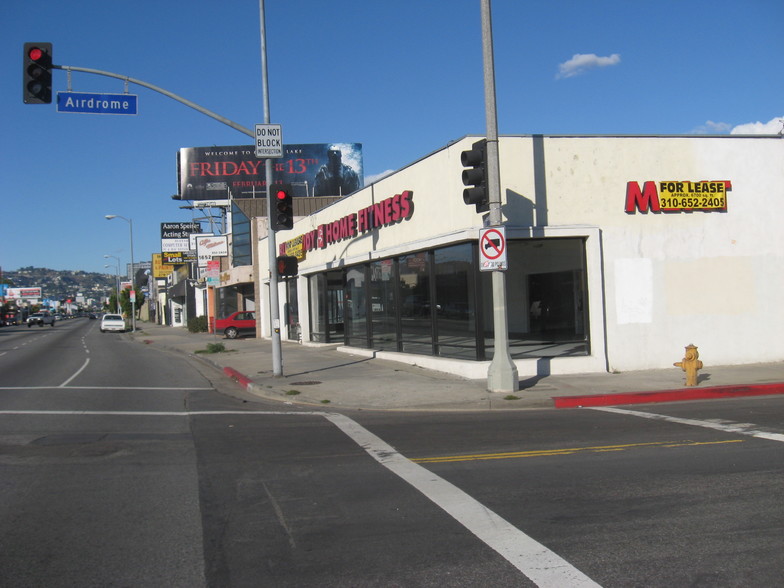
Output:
top-left (479, 227), bottom-right (507, 271)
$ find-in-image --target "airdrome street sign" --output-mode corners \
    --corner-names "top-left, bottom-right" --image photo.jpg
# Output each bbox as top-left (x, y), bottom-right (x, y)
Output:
top-left (56, 91), bottom-right (138, 115)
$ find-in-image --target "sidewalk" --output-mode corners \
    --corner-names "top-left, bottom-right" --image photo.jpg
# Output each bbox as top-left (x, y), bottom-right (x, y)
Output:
top-left (129, 322), bottom-right (784, 411)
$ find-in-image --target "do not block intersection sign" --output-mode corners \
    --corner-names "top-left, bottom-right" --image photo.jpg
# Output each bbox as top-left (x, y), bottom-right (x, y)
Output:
top-left (479, 226), bottom-right (507, 271)
top-left (255, 124), bottom-right (283, 158)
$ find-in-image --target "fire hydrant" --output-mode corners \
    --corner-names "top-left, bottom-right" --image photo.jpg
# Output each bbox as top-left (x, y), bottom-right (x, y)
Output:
top-left (674, 344), bottom-right (703, 386)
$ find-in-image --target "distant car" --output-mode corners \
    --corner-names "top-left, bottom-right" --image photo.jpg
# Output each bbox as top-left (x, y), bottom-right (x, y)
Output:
top-left (27, 312), bottom-right (55, 327)
top-left (215, 311), bottom-right (256, 339)
top-left (100, 314), bottom-right (126, 333)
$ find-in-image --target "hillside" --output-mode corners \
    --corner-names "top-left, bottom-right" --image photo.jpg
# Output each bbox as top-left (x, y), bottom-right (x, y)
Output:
top-left (1, 267), bottom-right (117, 302)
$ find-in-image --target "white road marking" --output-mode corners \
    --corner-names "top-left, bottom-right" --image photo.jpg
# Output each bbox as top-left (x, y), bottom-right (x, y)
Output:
top-left (0, 409), bottom-right (602, 587)
top-left (0, 386), bottom-right (214, 391)
top-left (59, 358), bottom-right (91, 387)
top-left (589, 407), bottom-right (784, 443)
top-left (325, 412), bottom-right (601, 587)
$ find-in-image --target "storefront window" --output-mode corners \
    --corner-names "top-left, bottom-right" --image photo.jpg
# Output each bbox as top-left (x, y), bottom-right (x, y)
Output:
top-left (434, 243), bottom-right (478, 359)
top-left (308, 274), bottom-right (326, 342)
top-left (285, 278), bottom-right (299, 341)
top-left (501, 238), bottom-right (589, 358)
top-left (399, 251), bottom-right (434, 355)
top-left (369, 259), bottom-right (398, 351)
top-left (345, 266), bottom-right (368, 347)
top-left (309, 271), bottom-right (345, 343)
top-left (306, 237), bottom-right (588, 359)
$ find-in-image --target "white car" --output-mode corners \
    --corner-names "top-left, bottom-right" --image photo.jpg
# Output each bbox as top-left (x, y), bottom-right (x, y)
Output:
top-left (100, 314), bottom-right (126, 333)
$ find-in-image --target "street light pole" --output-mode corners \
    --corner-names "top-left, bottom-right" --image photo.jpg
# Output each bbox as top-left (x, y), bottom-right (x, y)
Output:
top-left (105, 214), bottom-right (136, 332)
top-left (103, 255), bottom-right (121, 313)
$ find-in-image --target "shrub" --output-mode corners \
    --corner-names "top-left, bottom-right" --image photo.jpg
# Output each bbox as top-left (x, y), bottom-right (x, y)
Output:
top-left (188, 315), bottom-right (208, 333)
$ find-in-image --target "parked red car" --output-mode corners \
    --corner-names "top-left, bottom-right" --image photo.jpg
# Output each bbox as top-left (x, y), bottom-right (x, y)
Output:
top-left (214, 311), bottom-right (256, 339)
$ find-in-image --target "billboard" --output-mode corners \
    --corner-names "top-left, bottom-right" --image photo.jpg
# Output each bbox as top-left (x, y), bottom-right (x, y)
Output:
top-left (152, 253), bottom-right (176, 278)
top-left (194, 235), bottom-right (229, 268)
top-left (5, 287), bottom-right (42, 300)
top-left (161, 222), bottom-right (201, 253)
top-left (177, 143), bottom-right (363, 200)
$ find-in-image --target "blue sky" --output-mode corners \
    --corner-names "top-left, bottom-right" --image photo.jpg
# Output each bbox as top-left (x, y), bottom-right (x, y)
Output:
top-left (2, 0), bottom-right (782, 275)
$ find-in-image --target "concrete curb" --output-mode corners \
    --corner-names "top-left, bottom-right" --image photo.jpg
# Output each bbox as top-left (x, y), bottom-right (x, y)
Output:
top-left (554, 382), bottom-right (784, 408)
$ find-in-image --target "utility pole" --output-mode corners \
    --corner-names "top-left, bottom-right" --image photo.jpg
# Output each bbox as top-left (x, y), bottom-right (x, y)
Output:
top-left (480, 0), bottom-right (518, 393)
top-left (259, 0), bottom-right (283, 377)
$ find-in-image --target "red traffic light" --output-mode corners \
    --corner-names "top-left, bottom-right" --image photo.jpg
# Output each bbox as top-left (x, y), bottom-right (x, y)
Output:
top-left (23, 42), bottom-right (53, 104)
top-left (271, 183), bottom-right (293, 231)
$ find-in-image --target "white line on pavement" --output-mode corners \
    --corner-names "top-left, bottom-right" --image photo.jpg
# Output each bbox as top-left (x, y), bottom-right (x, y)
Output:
top-left (323, 412), bottom-right (601, 587)
top-left (588, 407), bottom-right (784, 442)
top-left (0, 387), bottom-right (214, 391)
top-left (59, 358), bottom-right (90, 387)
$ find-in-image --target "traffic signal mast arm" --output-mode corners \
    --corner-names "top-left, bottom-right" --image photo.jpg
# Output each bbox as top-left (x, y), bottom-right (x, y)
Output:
top-left (52, 64), bottom-right (255, 139)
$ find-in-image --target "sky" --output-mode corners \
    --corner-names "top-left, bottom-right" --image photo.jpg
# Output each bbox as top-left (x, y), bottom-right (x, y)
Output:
top-left (2, 0), bottom-right (782, 276)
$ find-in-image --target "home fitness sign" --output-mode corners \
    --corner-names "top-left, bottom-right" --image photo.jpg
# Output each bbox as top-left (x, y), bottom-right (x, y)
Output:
top-left (280, 190), bottom-right (414, 255)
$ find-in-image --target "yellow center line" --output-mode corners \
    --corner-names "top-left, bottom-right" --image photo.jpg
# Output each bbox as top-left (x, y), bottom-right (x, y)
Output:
top-left (410, 439), bottom-right (744, 464)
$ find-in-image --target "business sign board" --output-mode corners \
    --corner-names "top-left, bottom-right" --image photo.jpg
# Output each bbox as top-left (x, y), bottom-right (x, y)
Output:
top-left (4, 287), bottom-right (43, 300)
top-left (161, 222), bottom-right (201, 253)
top-left (161, 251), bottom-right (196, 265)
top-left (177, 143), bottom-right (363, 200)
top-left (152, 253), bottom-right (176, 278)
top-left (204, 260), bottom-right (220, 285)
top-left (188, 233), bottom-right (213, 251)
top-left (195, 235), bottom-right (229, 267)
top-left (625, 180), bottom-right (732, 213)
top-left (56, 92), bottom-right (138, 115)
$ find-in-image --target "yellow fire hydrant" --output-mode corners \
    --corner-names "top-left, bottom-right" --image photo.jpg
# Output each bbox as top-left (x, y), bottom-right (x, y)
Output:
top-left (674, 344), bottom-right (703, 386)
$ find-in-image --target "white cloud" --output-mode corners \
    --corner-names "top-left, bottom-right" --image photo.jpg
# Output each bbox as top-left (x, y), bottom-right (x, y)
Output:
top-left (364, 169), bottom-right (395, 185)
top-left (691, 120), bottom-right (733, 134)
top-left (730, 116), bottom-right (784, 135)
top-left (556, 53), bottom-right (621, 79)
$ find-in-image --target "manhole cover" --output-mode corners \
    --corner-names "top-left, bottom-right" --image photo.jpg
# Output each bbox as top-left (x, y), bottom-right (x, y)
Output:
top-left (290, 381), bottom-right (321, 386)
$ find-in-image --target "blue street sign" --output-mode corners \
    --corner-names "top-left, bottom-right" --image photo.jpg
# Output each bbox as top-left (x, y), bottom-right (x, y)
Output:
top-left (56, 92), bottom-right (138, 115)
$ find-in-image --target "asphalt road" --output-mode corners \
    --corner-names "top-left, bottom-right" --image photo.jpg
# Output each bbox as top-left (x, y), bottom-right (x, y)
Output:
top-left (1, 318), bottom-right (782, 587)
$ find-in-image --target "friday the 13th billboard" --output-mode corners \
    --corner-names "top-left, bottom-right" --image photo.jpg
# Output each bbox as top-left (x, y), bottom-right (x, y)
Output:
top-left (177, 143), bottom-right (363, 200)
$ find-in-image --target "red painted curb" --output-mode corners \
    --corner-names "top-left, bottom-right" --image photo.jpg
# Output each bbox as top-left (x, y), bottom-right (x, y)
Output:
top-left (553, 382), bottom-right (784, 409)
top-left (224, 366), bottom-right (253, 389)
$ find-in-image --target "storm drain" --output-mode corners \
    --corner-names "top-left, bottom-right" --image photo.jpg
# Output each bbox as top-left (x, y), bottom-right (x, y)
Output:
top-left (290, 381), bottom-right (322, 386)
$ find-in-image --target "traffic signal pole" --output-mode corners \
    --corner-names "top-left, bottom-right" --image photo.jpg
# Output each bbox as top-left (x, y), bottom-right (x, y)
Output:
top-left (480, 0), bottom-right (518, 393)
top-left (259, 0), bottom-right (283, 377)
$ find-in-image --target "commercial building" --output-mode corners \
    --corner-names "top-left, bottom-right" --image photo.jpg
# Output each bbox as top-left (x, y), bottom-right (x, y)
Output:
top-left (242, 134), bottom-right (784, 379)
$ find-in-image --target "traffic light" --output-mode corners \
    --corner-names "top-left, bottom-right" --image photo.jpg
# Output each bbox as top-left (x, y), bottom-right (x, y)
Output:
top-left (23, 42), bottom-right (53, 104)
top-left (276, 255), bottom-right (298, 277)
top-left (272, 184), bottom-right (293, 231)
top-left (461, 139), bottom-right (489, 213)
